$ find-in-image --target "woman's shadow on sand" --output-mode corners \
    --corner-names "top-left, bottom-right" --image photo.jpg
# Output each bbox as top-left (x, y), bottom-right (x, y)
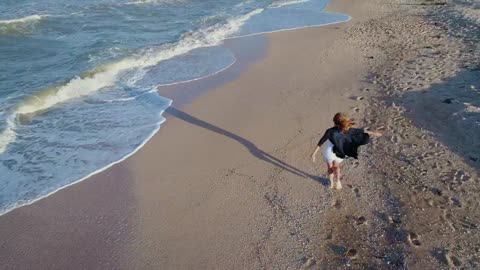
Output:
top-left (166, 107), bottom-right (328, 186)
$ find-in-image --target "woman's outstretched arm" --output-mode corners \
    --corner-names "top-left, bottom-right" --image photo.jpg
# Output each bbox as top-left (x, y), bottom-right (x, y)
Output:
top-left (311, 146), bottom-right (320, 162)
top-left (364, 129), bottom-right (382, 137)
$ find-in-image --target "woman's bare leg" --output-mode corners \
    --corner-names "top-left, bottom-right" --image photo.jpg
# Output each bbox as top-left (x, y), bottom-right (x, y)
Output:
top-left (333, 161), bottom-right (342, 190)
top-left (326, 162), bottom-right (334, 189)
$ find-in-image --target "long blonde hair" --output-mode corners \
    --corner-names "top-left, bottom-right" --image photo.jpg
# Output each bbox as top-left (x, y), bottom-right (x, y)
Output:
top-left (333, 112), bottom-right (355, 132)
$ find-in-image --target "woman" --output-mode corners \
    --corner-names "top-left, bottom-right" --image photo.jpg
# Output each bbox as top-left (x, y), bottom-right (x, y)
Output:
top-left (311, 113), bottom-right (382, 190)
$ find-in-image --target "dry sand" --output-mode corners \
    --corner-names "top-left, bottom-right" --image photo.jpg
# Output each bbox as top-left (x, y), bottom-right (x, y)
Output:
top-left (1, 0), bottom-right (479, 269)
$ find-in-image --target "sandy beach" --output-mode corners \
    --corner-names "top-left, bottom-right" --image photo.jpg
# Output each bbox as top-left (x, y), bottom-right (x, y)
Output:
top-left (1, 0), bottom-right (480, 269)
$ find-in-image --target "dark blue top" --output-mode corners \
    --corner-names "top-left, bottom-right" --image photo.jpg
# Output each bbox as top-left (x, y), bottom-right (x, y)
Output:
top-left (318, 127), bottom-right (370, 159)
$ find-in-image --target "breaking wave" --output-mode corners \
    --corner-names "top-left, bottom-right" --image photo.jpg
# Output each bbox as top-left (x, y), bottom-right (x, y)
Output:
top-left (0, 8), bottom-right (263, 154)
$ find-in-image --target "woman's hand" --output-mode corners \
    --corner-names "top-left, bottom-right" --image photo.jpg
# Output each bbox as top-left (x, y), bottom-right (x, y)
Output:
top-left (365, 129), bottom-right (383, 137)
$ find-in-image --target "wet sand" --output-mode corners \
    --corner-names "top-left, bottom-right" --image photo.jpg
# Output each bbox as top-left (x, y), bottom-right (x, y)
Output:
top-left (1, 0), bottom-right (480, 269)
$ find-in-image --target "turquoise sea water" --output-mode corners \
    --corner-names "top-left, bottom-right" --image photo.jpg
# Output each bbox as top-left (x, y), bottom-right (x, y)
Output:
top-left (0, 0), bottom-right (349, 214)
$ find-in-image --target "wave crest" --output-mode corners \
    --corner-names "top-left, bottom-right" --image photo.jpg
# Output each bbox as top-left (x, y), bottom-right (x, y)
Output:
top-left (125, 0), bottom-right (188, 5)
top-left (0, 15), bottom-right (47, 25)
top-left (270, 0), bottom-right (309, 8)
top-left (0, 14), bottom-right (48, 35)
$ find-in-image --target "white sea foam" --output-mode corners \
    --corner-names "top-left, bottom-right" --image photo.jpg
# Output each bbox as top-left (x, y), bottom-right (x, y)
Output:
top-left (0, 115), bottom-right (17, 154)
top-left (270, 0), bottom-right (310, 8)
top-left (0, 8), bottom-right (263, 154)
top-left (0, 14), bottom-right (49, 35)
top-left (0, 96), bottom-right (173, 216)
top-left (0, 15), bottom-right (47, 25)
top-left (16, 8), bottom-right (262, 115)
top-left (126, 0), bottom-right (187, 5)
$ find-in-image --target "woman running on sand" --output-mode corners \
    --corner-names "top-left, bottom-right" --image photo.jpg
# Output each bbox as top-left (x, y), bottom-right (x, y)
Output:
top-left (311, 113), bottom-right (382, 190)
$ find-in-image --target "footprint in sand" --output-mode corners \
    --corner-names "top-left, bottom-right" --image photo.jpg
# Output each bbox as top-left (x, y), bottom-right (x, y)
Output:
top-left (387, 215), bottom-right (402, 225)
top-left (353, 187), bottom-right (361, 198)
top-left (351, 96), bottom-right (364, 101)
top-left (458, 217), bottom-right (478, 230)
top-left (325, 230), bottom-right (334, 240)
top-left (345, 248), bottom-right (358, 260)
top-left (356, 216), bottom-right (366, 225)
top-left (407, 232), bottom-right (422, 247)
top-left (448, 197), bottom-right (462, 208)
top-left (431, 187), bottom-right (443, 196)
top-left (301, 257), bottom-right (316, 269)
top-left (445, 252), bottom-right (462, 268)
top-left (440, 210), bottom-right (456, 231)
top-left (333, 199), bottom-right (342, 209)
top-left (440, 170), bottom-right (471, 184)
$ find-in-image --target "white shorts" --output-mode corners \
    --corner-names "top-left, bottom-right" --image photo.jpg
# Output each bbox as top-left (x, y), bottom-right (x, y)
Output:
top-left (323, 140), bottom-right (344, 163)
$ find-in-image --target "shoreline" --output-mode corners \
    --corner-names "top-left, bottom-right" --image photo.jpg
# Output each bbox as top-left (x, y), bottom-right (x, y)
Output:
top-left (1, 0), bottom-right (479, 268)
top-left (0, 0), bottom-right (348, 217)
top-left (0, 1), bottom-right (381, 269)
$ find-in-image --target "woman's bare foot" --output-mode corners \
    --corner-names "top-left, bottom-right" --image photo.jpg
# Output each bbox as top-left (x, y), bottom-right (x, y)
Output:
top-left (328, 175), bottom-right (335, 189)
top-left (336, 181), bottom-right (343, 190)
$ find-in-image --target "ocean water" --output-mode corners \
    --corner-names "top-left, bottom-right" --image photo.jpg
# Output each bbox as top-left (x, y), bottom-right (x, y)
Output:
top-left (0, 0), bottom-right (349, 215)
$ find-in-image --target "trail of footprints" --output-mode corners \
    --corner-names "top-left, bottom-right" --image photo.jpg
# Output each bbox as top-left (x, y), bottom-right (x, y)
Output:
top-left (345, 3), bottom-right (480, 268)
top-left (297, 2), bottom-right (480, 267)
